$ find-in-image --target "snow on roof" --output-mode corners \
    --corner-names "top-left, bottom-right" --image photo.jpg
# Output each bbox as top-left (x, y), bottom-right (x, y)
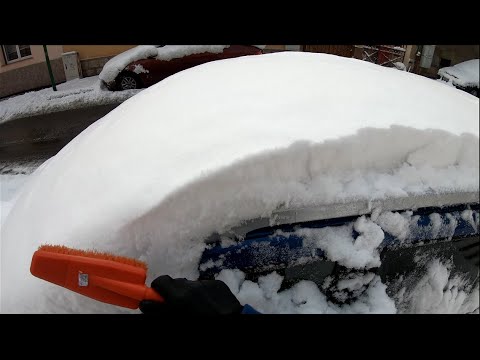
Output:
top-left (437, 59), bottom-right (479, 88)
top-left (2, 52), bottom-right (478, 313)
top-left (98, 45), bottom-right (230, 84)
top-left (156, 45), bottom-right (229, 61)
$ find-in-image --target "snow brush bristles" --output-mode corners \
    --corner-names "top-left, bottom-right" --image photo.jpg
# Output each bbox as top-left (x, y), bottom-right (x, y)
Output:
top-left (30, 245), bottom-right (164, 309)
top-left (38, 245), bottom-right (148, 270)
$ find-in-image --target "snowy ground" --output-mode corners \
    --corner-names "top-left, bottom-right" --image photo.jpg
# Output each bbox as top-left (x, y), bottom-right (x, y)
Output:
top-left (0, 76), bottom-right (142, 124)
top-left (1, 52), bottom-right (478, 314)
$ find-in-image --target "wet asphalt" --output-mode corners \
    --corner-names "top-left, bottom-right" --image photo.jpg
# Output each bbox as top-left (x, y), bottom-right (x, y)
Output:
top-left (0, 104), bottom-right (118, 172)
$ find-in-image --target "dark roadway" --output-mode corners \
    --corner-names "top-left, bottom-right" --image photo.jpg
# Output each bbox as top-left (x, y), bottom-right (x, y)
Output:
top-left (0, 104), bottom-right (119, 164)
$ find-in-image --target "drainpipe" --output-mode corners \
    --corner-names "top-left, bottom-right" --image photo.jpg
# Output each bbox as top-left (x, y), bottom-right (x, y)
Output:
top-left (419, 45), bottom-right (436, 68)
top-left (43, 45), bottom-right (57, 91)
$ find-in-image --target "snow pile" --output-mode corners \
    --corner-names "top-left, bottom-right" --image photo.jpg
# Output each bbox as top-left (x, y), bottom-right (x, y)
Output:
top-left (133, 64), bottom-right (149, 74)
top-left (393, 62), bottom-right (406, 71)
top-left (99, 45), bottom-right (230, 84)
top-left (216, 269), bottom-right (396, 314)
top-left (394, 259), bottom-right (479, 314)
top-left (461, 209), bottom-right (479, 230)
top-left (374, 211), bottom-right (411, 241)
top-left (296, 216), bottom-right (384, 269)
top-left (0, 76), bottom-right (141, 124)
top-left (1, 52), bottom-right (478, 313)
top-left (438, 59), bottom-right (479, 88)
top-left (337, 272), bottom-right (376, 292)
top-left (98, 46), bottom-right (158, 84)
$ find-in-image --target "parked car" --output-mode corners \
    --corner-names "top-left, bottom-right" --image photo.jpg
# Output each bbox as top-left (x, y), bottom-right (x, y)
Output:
top-left (100, 45), bottom-right (263, 91)
top-left (437, 59), bottom-right (479, 97)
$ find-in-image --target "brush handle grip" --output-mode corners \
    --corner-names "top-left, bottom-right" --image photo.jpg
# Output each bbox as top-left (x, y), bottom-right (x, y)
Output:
top-left (90, 275), bottom-right (165, 304)
top-left (144, 287), bottom-right (164, 303)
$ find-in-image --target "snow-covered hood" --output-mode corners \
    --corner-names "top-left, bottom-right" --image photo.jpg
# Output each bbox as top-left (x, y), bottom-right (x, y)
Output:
top-left (437, 59), bottom-right (479, 88)
top-left (2, 52), bottom-right (478, 313)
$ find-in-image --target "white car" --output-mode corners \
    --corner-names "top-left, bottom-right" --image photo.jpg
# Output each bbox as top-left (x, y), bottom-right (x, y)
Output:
top-left (2, 52), bottom-right (478, 314)
top-left (437, 59), bottom-right (479, 97)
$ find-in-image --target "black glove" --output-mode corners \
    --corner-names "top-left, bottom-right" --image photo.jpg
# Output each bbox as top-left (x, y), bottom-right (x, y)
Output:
top-left (139, 275), bottom-right (244, 315)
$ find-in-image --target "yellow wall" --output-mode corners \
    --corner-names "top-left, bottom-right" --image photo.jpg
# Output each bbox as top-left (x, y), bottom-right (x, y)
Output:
top-left (265, 45), bottom-right (286, 51)
top-left (0, 45), bottom-right (63, 73)
top-left (63, 45), bottom-right (290, 60)
top-left (62, 45), bottom-right (136, 60)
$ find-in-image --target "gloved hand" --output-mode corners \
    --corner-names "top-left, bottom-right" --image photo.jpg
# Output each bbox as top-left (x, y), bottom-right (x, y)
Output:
top-left (139, 275), bottom-right (244, 315)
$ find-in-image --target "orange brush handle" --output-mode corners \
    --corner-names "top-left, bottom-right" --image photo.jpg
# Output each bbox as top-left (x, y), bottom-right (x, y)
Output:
top-left (90, 275), bottom-right (164, 303)
top-left (31, 246), bottom-right (165, 309)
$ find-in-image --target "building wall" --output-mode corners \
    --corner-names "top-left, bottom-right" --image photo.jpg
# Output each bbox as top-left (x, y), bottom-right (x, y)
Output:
top-left (403, 45), bottom-right (416, 66)
top-left (79, 56), bottom-right (113, 77)
top-left (433, 45), bottom-right (479, 67)
top-left (304, 45), bottom-right (354, 58)
top-left (0, 45), bottom-right (63, 73)
top-left (263, 45), bottom-right (287, 53)
top-left (62, 45), bottom-right (136, 61)
top-left (65, 45), bottom-right (290, 77)
top-left (62, 45), bottom-right (136, 77)
top-left (417, 45), bottom-right (479, 78)
top-left (0, 45), bottom-right (66, 99)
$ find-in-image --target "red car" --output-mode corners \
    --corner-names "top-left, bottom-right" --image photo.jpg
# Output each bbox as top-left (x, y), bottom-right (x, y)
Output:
top-left (101, 45), bottom-right (263, 91)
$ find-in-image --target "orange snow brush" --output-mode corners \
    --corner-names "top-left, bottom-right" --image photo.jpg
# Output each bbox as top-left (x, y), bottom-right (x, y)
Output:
top-left (30, 245), bottom-right (164, 309)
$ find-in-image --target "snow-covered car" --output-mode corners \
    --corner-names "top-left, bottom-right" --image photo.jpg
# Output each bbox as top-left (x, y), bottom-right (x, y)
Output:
top-left (437, 59), bottom-right (479, 97)
top-left (99, 45), bottom-right (263, 91)
top-left (1, 52), bottom-right (478, 314)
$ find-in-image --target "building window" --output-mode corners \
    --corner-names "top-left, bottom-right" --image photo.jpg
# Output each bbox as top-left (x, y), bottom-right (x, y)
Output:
top-left (2, 45), bottom-right (32, 63)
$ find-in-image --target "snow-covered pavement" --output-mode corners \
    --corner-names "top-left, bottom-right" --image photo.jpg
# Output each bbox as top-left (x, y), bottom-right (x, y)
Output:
top-left (0, 76), bottom-right (142, 124)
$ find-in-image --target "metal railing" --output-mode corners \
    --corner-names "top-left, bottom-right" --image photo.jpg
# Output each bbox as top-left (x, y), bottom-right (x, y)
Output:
top-left (362, 45), bottom-right (406, 67)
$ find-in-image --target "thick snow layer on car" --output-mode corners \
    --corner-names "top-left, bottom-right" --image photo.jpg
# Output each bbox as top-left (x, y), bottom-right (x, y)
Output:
top-left (1, 52), bottom-right (478, 313)
top-left (156, 45), bottom-right (229, 61)
top-left (98, 45), bottom-right (230, 84)
top-left (98, 46), bottom-right (158, 84)
top-left (295, 216), bottom-right (384, 269)
top-left (0, 76), bottom-right (141, 124)
top-left (0, 174), bottom-right (29, 227)
top-left (437, 59), bottom-right (479, 88)
top-left (0, 161), bottom-right (45, 230)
